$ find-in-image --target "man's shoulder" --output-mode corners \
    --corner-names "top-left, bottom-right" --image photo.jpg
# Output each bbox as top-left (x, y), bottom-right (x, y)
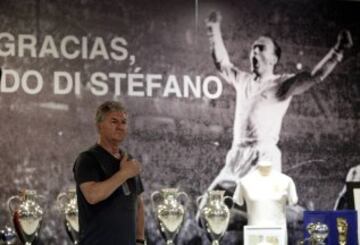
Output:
top-left (275, 172), bottom-right (296, 187)
top-left (236, 73), bottom-right (294, 87)
top-left (240, 170), bottom-right (257, 184)
top-left (238, 71), bottom-right (253, 81)
top-left (232, 71), bottom-right (254, 88)
top-left (78, 145), bottom-right (98, 158)
top-left (74, 145), bottom-right (100, 166)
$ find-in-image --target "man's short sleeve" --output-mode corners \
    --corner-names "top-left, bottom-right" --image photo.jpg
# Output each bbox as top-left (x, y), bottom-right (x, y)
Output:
top-left (136, 176), bottom-right (144, 195)
top-left (287, 177), bottom-right (298, 205)
top-left (73, 152), bottom-right (102, 185)
top-left (233, 180), bottom-right (244, 206)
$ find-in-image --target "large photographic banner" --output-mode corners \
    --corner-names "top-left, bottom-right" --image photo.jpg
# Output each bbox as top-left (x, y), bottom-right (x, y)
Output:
top-left (0, 0), bottom-right (359, 244)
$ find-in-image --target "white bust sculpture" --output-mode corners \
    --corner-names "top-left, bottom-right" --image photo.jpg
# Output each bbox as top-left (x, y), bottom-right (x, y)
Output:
top-left (233, 160), bottom-right (298, 226)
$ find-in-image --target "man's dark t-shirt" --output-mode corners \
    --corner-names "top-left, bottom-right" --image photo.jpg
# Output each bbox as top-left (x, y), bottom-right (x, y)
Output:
top-left (73, 144), bottom-right (144, 245)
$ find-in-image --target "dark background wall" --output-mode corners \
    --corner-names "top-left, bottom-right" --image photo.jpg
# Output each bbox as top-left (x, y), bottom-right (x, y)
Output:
top-left (0, 0), bottom-right (359, 244)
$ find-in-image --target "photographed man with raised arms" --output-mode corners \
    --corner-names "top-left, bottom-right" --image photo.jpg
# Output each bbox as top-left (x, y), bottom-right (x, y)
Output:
top-left (205, 11), bottom-right (353, 193)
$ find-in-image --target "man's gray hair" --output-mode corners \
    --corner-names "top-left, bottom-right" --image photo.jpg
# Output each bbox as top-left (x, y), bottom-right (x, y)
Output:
top-left (95, 101), bottom-right (126, 124)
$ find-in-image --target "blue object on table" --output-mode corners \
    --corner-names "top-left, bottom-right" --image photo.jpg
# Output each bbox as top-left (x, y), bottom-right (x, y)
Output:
top-left (303, 210), bottom-right (358, 245)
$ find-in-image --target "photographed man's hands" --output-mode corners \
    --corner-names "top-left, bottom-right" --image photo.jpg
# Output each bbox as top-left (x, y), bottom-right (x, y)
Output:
top-left (206, 11), bottom-right (222, 34)
top-left (207, 11), bottom-right (222, 24)
top-left (335, 30), bottom-right (353, 51)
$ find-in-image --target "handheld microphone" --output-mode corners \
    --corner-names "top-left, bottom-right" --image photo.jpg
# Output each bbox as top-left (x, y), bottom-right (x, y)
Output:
top-left (122, 152), bottom-right (133, 196)
top-left (122, 181), bottom-right (131, 196)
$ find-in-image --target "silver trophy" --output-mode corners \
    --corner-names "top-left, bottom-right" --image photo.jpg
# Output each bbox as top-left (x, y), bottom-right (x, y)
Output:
top-left (197, 190), bottom-right (233, 245)
top-left (299, 222), bottom-right (329, 245)
top-left (151, 188), bottom-right (189, 245)
top-left (0, 226), bottom-right (17, 245)
top-left (7, 190), bottom-right (44, 245)
top-left (57, 187), bottom-right (79, 244)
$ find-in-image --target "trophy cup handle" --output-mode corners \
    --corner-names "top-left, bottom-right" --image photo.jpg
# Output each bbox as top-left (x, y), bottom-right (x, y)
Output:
top-left (37, 194), bottom-right (47, 211)
top-left (57, 192), bottom-right (67, 211)
top-left (37, 194), bottom-right (46, 201)
top-left (223, 196), bottom-right (234, 210)
top-left (151, 191), bottom-right (161, 213)
top-left (196, 195), bottom-right (204, 208)
top-left (177, 191), bottom-right (189, 206)
top-left (7, 195), bottom-right (21, 214)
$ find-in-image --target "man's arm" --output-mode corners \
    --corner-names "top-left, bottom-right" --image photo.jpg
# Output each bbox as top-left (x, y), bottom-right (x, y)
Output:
top-left (206, 11), bottom-right (241, 86)
top-left (80, 155), bottom-right (141, 205)
top-left (136, 195), bottom-right (145, 244)
top-left (276, 30), bottom-right (353, 100)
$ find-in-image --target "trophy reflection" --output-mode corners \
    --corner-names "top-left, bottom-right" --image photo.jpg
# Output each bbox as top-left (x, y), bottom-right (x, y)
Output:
top-left (0, 225), bottom-right (17, 245)
top-left (151, 188), bottom-right (189, 245)
top-left (336, 217), bottom-right (348, 245)
top-left (57, 187), bottom-right (79, 244)
top-left (197, 190), bottom-right (233, 245)
top-left (7, 189), bottom-right (44, 245)
top-left (299, 222), bottom-right (329, 245)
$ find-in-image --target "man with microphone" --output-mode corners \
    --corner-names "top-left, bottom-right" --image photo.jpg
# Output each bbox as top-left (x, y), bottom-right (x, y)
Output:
top-left (73, 101), bottom-right (145, 245)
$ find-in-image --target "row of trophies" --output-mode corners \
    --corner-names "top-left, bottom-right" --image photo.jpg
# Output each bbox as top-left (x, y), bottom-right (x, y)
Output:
top-left (0, 188), bottom-right (331, 245)
top-left (1, 189), bottom-right (78, 245)
top-left (0, 188), bottom-right (234, 245)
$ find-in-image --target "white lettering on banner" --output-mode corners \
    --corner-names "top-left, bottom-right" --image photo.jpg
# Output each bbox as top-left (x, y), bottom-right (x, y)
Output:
top-left (54, 71), bottom-right (81, 95)
top-left (146, 74), bottom-right (162, 96)
top-left (0, 32), bottom-right (225, 99)
top-left (202, 76), bottom-right (223, 99)
top-left (0, 33), bottom-right (128, 61)
top-left (21, 70), bottom-right (43, 94)
top-left (81, 37), bottom-right (88, 59)
top-left (128, 73), bottom-right (145, 97)
top-left (163, 75), bottom-right (182, 97)
top-left (74, 72), bottom-right (81, 96)
top-left (1, 69), bottom-right (43, 94)
top-left (39, 35), bottom-right (59, 58)
top-left (60, 35), bottom-right (80, 59)
top-left (184, 75), bottom-right (201, 98)
top-left (90, 72), bottom-right (108, 96)
top-left (54, 72), bottom-right (72, 94)
top-left (109, 72), bottom-right (127, 96)
top-left (0, 32), bottom-right (15, 56)
top-left (110, 37), bottom-right (128, 61)
top-left (89, 37), bottom-right (109, 60)
top-left (0, 70), bottom-right (223, 99)
top-left (18, 34), bottom-right (36, 57)
top-left (1, 69), bottom-right (20, 92)
top-left (86, 72), bottom-right (223, 98)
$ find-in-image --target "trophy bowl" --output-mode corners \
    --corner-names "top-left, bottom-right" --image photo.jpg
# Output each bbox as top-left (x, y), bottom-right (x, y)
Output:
top-left (151, 188), bottom-right (189, 245)
top-left (57, 187), bottom-right (79, 244)
top-left (197, 190), bottom-right (233, 245)
top-left (7, 189), bottom-right (44, 245)
top-left (312, 222), bottom-right (329, 244)
top-left (304, 222), bottom-right (328, 245)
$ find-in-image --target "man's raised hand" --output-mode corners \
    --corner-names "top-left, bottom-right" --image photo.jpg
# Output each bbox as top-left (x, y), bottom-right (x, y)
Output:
top-left (121, 153), bottom-right (141, 179)
top-left (335, 30), bottom-right (353, 51)
top-left (207, 11), bottom-right (222, 24)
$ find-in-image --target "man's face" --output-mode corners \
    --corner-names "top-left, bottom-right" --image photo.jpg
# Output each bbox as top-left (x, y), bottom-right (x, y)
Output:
top-left (98, 111), bottom-right (128, 144)
top-left (250, 37), bottom-right (278, 76)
